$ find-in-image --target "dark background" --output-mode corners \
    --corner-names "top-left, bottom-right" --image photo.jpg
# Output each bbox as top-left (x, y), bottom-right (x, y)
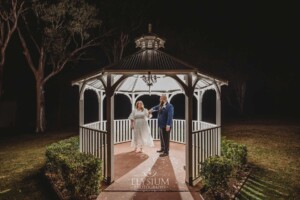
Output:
top-left (1, 0), bottom-right (299, 132)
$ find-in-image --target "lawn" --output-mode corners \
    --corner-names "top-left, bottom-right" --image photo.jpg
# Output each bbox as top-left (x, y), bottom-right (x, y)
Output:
top-left (222, 119), bottom-right (300, 199)
top-left (0, 129), bottom-right (77, 200)
top-left (0, 119), bottom-right (299, 200)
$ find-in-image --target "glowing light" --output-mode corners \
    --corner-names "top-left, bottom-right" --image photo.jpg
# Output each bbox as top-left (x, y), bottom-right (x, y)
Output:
top-left (141, 72), bottom-right (157, 95)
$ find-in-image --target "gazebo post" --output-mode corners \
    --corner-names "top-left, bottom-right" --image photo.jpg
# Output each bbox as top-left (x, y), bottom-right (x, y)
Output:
top-left (79, 83), bottom-right (85, 153)
top-left (185, 73), bottom-right (194, 185)
top-left (79, 83), bottom-right (85, 126)
top-left (106, 74), bottom-right (114, 184)
top-left (214, 83), bottom-right (221, 126)
top-left (197, 91), bottom-right (203, 121)
top-left (216, 93), bottom-right (221, 126)
top-left (214, 83), bottom-right (222, 156)
top-left (97, 91), bottom-right (104, 122)
top-left (131, 94), bottom-right (136, 111)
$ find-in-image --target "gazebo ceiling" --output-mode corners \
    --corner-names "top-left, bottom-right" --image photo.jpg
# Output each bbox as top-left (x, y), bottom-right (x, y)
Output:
top-left (75, 72), bottom-right (225, 95)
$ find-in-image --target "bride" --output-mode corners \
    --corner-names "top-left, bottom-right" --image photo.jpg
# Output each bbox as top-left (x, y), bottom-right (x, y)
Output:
top-left (128, 101), bottom-right (154, 152)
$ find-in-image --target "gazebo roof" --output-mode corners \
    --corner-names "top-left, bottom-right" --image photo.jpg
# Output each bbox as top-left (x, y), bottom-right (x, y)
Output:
top-left (103, 49), bottom-right (197, 72)
top-left (72, 25), bottom-right (228, 95)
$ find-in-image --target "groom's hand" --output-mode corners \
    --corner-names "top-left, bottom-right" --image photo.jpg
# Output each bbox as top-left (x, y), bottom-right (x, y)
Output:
top-left (166, 126), bottom-right (170, 131)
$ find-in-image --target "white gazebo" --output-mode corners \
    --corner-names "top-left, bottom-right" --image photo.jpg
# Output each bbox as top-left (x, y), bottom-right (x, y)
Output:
top-left (72, 25), bottom-right (228, 186)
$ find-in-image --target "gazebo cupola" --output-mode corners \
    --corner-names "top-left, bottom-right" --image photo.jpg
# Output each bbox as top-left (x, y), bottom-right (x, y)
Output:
top-left (135, 24), bottom-right (165, 50)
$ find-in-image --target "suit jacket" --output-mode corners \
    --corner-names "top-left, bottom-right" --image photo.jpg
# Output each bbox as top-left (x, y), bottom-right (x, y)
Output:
top-left (151, 102), bottom-right (174, 128)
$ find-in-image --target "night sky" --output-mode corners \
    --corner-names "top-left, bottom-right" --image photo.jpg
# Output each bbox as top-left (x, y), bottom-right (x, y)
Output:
top-left (1, 0), bottom-right (299, 131)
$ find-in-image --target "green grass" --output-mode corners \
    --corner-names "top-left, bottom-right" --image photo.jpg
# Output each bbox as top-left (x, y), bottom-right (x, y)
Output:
top-left (222, 120), bottom-right (300, 199)
top-left (0, 129), bottom-right (77, 200)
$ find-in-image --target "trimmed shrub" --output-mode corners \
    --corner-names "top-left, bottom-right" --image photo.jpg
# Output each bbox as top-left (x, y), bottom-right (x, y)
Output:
top-left (45, 136), bottom-right (103, 199)
top-left (200, 156), bottom-right (233, 192)
top-left (221, 137), bottom-right (247, 167)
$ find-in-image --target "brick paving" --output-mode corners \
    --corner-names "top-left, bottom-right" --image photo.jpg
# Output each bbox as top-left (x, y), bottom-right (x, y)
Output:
top-left (97, 141), bottom-right (203, 200)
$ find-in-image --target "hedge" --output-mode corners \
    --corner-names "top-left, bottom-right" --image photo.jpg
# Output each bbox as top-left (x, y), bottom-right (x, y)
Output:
top-left (221, 137), bottom-right (247, 167)
top-left (45, 136), bottom-right (103, 200)
top-left (200, 156), bottom-right (233, 191)
top-left (200, 137), bottom-right (248, 196)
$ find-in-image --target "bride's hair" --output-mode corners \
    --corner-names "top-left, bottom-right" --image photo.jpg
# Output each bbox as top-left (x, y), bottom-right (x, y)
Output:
top-left (135, 101), bottom-right (144, 111)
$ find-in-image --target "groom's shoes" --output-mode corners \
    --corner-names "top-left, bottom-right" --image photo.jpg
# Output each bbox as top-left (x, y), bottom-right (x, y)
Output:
top-left (159, 153), bottom-right (169, 157)
top-left (156, 149), bottom-right (164, 153)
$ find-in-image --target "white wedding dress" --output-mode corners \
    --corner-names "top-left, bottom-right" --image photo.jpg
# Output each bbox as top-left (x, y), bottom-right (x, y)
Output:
top-left (128, 109), bottom-right (154, 148)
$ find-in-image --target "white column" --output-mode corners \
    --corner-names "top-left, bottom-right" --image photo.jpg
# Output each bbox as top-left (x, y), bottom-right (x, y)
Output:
top-left (215, 87), bottom-right (221, 126)
top-left (79, 99), bottom-right (84, 126)
top-left (79, 84), bottom-right (85, 126)
top-left (131, 94), bottom-right (136, 111)
top-left (79, 84), bottom-right (85, 153)
top-left (197, 91), bottom-right (203, 121)
top-left (97, 91), bottom-right (104, 122)
top-left (214, 84), bottom-right (221, 156)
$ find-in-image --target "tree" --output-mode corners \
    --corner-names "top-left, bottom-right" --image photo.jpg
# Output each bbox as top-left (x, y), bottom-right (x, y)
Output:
top-left (0, 0), bottom-right (24, 98)
top-left (97, 0), bottom-right (150, 63)
top-left (225, 68), bottom-right (248, 115)
top-left (18, 0), bottom-right (101, 133)
top-left (223, 50), bottom-right (254, 116)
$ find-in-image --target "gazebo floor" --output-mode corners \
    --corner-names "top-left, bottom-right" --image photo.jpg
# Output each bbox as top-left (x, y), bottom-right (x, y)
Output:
top-left (97, 141), bottom-right (204, 200)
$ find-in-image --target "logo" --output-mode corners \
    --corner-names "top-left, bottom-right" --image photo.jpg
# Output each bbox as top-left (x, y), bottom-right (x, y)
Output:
top-left (131, 168), bottom-right (169, 190)
top-left (143, 168), bottom-right (157, 177)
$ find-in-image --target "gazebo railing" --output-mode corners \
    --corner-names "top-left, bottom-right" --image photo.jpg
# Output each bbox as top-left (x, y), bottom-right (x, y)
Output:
top-left (192, 120), bottom-right (216, 131)
top-left (171, 119), bottom-right (185, 143)
top-left (83, 119), bottom-right (194, 144)
top-left (83, 120), bottom-right (107, 131)
top-left (191, 126), bottom-right (221, 183)
top-left (83, 119), bottom-right (217, 145)
top-left (81, 119), bottom-right (220, 182)
top-left (114, 119), bottom-right (132, 143)
top-left (79, 126), bottom-right (108, 179)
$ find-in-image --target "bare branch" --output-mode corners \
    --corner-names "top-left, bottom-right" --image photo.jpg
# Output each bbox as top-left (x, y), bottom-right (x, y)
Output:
top-left (20, 15), bottom-right (41, 54)
top-left (0, 0), bottom-right (25, 58)
top-left (43, 40), bottom-right (100, 84)
top-left (17, 27), bottom-right (37, 77)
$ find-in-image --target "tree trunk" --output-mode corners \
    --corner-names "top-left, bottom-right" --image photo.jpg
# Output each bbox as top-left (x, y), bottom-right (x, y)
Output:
top-left (36, 79), bottom-right (46, 133)
top-left (235, 81), bottom-right (246, 115)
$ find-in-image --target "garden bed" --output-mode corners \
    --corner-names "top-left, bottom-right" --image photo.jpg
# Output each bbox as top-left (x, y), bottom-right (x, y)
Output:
top-left (45, 171), bottom-right (71, 200)
top-left (200, 164), bottom-right (252, 200)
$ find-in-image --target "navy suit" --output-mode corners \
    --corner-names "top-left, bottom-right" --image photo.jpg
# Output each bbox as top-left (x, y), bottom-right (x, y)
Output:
top-left (151, 102), bottom-right (174, 154)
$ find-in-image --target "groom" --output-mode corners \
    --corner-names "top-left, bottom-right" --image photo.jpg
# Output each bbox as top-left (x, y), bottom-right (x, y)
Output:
top-left (150, 94), bottom-right (174, 157)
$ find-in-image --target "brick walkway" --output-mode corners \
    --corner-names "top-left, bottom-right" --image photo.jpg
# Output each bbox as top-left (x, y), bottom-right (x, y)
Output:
top-left (97, 141), bottom-right (204, 200)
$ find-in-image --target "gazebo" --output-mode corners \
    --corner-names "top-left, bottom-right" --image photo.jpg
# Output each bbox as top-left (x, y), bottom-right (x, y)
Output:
top-left (72, 25), bottom-right (228, 186)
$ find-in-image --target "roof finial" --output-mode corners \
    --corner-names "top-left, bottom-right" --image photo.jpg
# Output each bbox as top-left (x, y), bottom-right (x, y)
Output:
top-left (148, 23), bottom-right (152, 33)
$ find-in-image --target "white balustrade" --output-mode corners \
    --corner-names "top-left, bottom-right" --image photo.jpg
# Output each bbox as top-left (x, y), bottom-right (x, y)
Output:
top-left (171, 119), bottom-right (185, 143)
top-left (191, 126), bottom-right (221, 182)
top-left (79, 126), bottom-right (108, 178)
top-left (83, 119), bottom-right (218, 145)
top-left (81, 119), bottom-right (220, 182)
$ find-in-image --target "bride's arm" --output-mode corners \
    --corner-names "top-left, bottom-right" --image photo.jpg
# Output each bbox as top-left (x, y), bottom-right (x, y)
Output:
top-left (145, 109), bottom-right (152, 119)
top-left (128, 110), bottom-right (135, 129)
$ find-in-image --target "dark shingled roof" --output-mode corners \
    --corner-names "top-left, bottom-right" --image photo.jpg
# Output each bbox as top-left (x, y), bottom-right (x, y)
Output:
top-left (103, 49), bottom-right (197, 72)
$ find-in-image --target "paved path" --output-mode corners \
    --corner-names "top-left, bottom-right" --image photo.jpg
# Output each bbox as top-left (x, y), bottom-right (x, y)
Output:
top-left (97, 141), bottom-right (204, 200)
